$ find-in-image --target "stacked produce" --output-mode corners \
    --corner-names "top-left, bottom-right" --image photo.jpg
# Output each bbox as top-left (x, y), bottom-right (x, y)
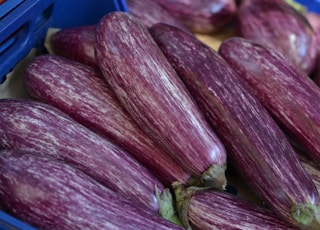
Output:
top-left (1, 0), bottom-right (320, 229)
top-left (0, 149), bottom-right (184, 230)
top-left (149, 22), bottom-right (319, 229)
top-left (152, 0), bottom-right (237, 34)
top-left (95, 12), bottom-right (228, 190)
top-left (0, 99), bottom-right (168, 214)
top-left (125, 0), bottom-right (191, 33)
top-left (22, 54), bottom-right (190, 188)
top-left (235, 0), bottom-right (317, 75)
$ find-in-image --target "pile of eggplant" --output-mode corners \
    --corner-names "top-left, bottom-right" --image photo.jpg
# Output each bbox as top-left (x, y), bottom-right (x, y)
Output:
top-left (1, 0), bottom-right (320, 229)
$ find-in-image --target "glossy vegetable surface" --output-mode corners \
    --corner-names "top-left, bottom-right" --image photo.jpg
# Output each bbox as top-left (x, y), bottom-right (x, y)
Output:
top-left (151, 23), bottom-right (320, 229)
top-left (95, 12), bottom-right (227, 189)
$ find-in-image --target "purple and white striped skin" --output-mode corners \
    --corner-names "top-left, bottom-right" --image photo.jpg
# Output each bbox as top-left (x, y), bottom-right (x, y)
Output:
top-left (219, 37), bottom-right (320, 171)
top-left (149, 23), bottom-right (320, 229)
top-left (95, 12), bottom-right (227, 189)
top-left (298, 152), bottom-right (320, 195)
top-left (51, 25), bottom-right (97, 68)
top-left (153, 0), bottom-right (237, 34)
top-left (0, 98), bottom-right (164, 213)
top-left (236, 0), bottom-right (317, 75)
top-left (22, 54), bottom-right (190, 186)
top-left (126, 0), bottom-right (190, 33)
top-left (172, 184), bottom-right (299, 230)
top-left (0, 150), bottom-right (184, 230)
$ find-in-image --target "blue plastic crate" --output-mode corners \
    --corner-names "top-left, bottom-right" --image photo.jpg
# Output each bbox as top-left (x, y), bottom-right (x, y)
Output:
top-left (0, 211), bottom-right (37, 230)
top-left (295, 0), bottom-right (320, 13)
top-left (0, 1), bottom-right (128, 228)
top-left (0, 0), bottom-right (128, 83)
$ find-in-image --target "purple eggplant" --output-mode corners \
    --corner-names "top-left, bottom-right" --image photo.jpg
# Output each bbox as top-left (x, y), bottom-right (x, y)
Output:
top-left (0, 98), bottom-right (169, 216)
top-left (219, 37), bottom-right (320, 175)
top-left (298, 152), bottom-right (320, 195)
top-left (0, 149), bottom-right (184, 230)
top-left (95, 12), bottom-right (227, 189)
top-left (153, 0), bottom-right (237, 34)
top-left (126, 0), bottom-right (190, 33)
top-left (173, 182), bottom-right (299, 230)
top-left (50, 25), bottom-right (97, 67)
top-left (236, 0), bottom-right (317, 75)
top-left (150, 23), bottom-right (320, 229)
top-left (22, 54), bottom-right (190, 186)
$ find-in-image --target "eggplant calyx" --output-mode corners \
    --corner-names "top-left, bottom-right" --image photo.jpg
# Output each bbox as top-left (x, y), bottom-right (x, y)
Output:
top-left (200, 162), bottom-right (227, 190)
top-left (173, 181), bottom-right (214, 230)
top-left (172, 182), bottom-right (193, 230)
top-left (156, 186), bottom-right (183, 226)
top-left (291, 203), bottom-right (320, 230)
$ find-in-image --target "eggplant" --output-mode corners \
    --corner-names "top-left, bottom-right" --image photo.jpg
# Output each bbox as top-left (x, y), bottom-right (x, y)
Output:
top-left (22, 54), bottom-right (190, 187)
top-left (50, 0), bottom-right (192, 69)
top-left (126, 0), bottom-right (190, 33)
top-left (306, 11), bottom-right (320, 86)
top-left (95, 12), bottom-right (227, 189)
top-left (236, 0), bottom-right (317, 75)
top-left (298, 152), bottom-right (320, 195)
top-left (153, 0), bottom-right (237, 34)
top-left (0, 149), bottom-right (184, 230)
top-left (219, 37), bottom-right (320, 175)
top-left (0, 98), bottom-right (169, 217)
top-left (150, 23), bottom-right (320, 229)
top-left (172, 183), bottom-right (298, 230)
top-left (50, 25), bottom-right (97, 68)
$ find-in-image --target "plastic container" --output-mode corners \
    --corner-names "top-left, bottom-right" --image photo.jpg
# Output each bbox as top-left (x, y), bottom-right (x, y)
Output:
top-left (0, 211), bottom-right (37, 230)
top-left (295, 0), bottom-right (320, 13)
top-left (0, 0), bottom-right (128, 84)
top-left (0, 1), bottom-right (127, 228)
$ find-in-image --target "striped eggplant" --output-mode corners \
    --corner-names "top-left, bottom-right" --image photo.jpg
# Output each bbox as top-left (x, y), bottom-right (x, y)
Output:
top-left (50, 1), bottom-right (191, 68)
top-left (50, 25), bottom-right (97, 67)
top-left (153, 0), bottom-right (237, 34)
top-left (22, 54), bottom-right (190, 186)
top-left (95, 12), bottom-right (227, 189)
top-left (126, 0), bottom-right (190, 33)
top-left (236, 0), bottom-right (317, 75)
top-left (0, 98), bottom-right (169, 217)
top-left (172, 182), bottom-right (299, 230)
top-left (0, 149), bottom-right (184, 230)
top-left (150, 23), bottom-right (320, 229)
top-left (298, 152), bottom-right (320, 195)
top-left (219, 37), bottom-right (320, 172)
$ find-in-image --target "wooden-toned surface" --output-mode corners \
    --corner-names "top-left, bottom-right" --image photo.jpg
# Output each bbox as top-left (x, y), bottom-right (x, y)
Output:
top-left (196, 27), bottom-right (235, 51)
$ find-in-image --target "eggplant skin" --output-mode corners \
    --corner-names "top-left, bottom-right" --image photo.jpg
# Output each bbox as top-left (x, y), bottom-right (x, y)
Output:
top-left (187, 189), bottom-right (299, 230)
top-left (0, 98), bottom-right (163, 213)
top-left (126, 0), bottom-right (190, 33)
top-left (95, 12), bottom-right (227, 188)
top-left (298, 152), bottom-right (320, 195)
top-left (0, 150), bottom-right (184, 230)
top-left (236, 0), bottom-right (317, 75)
top-left (22, 54), bottom-right (190, 187)
top-left (153, 0), bottom-right (237, 34)
top-left (219, 37), bottom-right (320, 172)
top-left (51, 25), bottom-right (97, 68)
top-left (150, 23), bottom-right (320, 229)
